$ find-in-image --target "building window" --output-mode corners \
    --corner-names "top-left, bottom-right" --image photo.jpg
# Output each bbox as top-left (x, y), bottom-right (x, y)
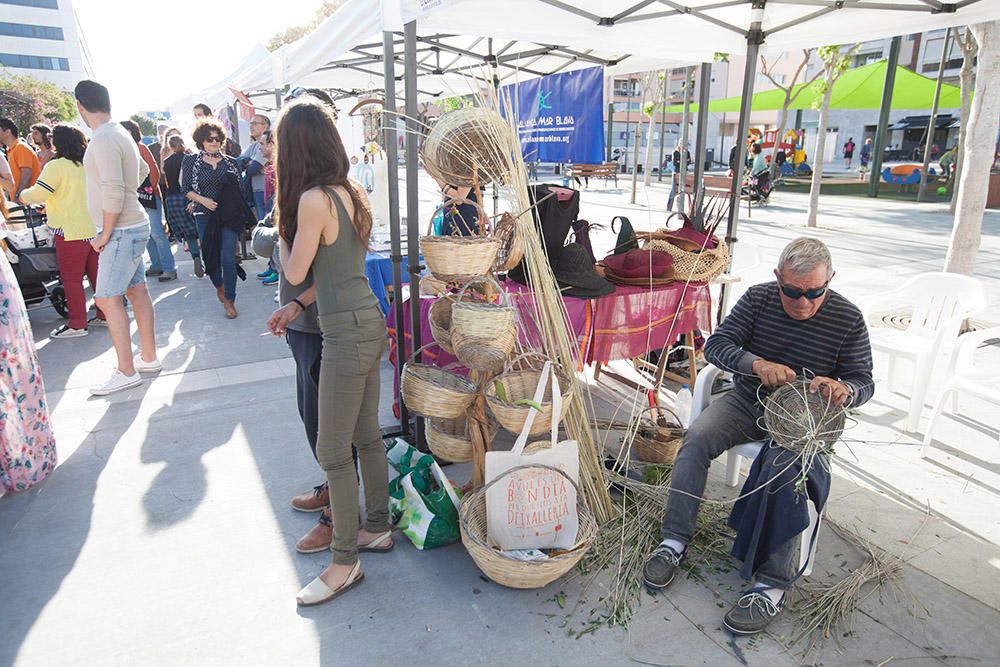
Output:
top-left (0, 53), bottom-right (70, 71)
top-left (854, 52), bottom-right (882, 68)
top-left (613, 79), bottom-right (638, 97)
top-left (0, 22), bottom-right (65, 40)
top-left (0, 0), bottom-right (59, 8)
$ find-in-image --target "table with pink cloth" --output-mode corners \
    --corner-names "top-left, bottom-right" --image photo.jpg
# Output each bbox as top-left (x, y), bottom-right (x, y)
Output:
top-left (386, 279), bottom-right (712, 413)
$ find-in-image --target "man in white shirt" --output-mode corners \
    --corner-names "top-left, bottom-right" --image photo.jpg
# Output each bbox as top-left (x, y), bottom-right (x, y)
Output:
top-left (75, 79), bottom-right (161, 396)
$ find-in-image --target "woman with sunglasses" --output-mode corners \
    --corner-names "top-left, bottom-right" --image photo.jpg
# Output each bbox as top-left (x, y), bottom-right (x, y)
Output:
top-left (181, 119), bottom-right (242, 318)
top-left (277, 98), bottom-right (391, 607)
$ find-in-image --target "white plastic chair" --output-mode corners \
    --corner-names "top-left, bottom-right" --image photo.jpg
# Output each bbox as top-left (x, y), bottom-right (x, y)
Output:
top-left (690, 363), bottom-right (819, 575)
top-left (715, 242), bottom-right (762, 318)
top-left (921, 327), bottom-right (1000, 457)
top-left (861, 272), bottom-right (988, 433)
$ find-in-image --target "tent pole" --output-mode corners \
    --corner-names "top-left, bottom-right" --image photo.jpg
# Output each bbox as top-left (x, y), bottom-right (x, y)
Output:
top-left (606, 102), bottom-right (614, 163)
top-left (721, 0), bottom-right (764, 318)
top-left (677, 65), bottom-right (694, 212)
top-left (917, 29), bottom-right (950, 201)
top-left (658, 69), bottom-right (667, 182)
top-left (404, 20), bottom-right (426, 451)
top-left (692, 61), bottom-right (712, 229)
top-left (868, 38), bottom-right (901, 198)
top-left (383, 30), bottom-right (409, 438)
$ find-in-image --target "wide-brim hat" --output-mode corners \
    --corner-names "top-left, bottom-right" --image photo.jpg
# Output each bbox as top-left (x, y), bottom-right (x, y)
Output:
top-left (602, 248), bottom-right (674, 279)
top-left (552, 243), bottom-right (614, 298)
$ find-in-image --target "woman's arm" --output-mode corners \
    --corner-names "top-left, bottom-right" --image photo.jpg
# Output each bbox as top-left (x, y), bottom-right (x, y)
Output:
top-left (282, 188), bottom-right (336, 285)
top-left (21, 160), bottom-right (60, 206)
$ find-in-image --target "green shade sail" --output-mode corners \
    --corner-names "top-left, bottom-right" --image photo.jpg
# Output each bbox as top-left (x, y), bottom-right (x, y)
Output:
top-left (663, 60), bottom-right (964, 114)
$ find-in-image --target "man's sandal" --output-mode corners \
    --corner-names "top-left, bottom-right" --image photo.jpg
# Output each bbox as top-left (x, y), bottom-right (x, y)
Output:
top-left (358, 530), bottom-right (394, 553)
top-left (296, 562), bottom-right (364, 607)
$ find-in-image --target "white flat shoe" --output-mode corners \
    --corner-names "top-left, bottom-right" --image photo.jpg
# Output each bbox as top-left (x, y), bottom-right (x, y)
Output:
top-left (358, 530), bottom-right (394, 553)
top-left (296, 561), bottom-right (363, 607)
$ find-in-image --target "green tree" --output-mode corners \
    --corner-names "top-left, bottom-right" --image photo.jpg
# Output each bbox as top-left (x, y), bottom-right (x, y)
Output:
top-left (129, 114), bottom-right (157, 137)
top-left (267, 0), bottom-right (347, 51)
top-left (0, 70), bottom-right (76, 135)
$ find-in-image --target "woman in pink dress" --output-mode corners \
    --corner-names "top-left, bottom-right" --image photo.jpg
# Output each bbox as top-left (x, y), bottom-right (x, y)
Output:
top-left (0, 223), bottom-right (57, 494)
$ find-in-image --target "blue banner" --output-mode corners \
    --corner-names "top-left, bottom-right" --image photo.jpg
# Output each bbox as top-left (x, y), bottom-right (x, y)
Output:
top-left (502, 66), bottom-right (605, 164)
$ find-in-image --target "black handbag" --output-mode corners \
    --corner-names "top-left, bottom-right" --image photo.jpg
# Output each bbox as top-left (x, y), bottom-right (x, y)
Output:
top-left (137, 176), bottom-right (157, 210)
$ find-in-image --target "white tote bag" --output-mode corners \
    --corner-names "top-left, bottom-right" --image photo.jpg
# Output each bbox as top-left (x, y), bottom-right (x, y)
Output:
top-left (485, 361), bottom-right (580, 551)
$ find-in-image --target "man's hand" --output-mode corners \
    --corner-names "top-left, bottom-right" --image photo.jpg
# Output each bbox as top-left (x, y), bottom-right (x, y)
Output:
top-left (91, 232), bottom-right (111, 253)
top-left (267, 302), bottom-right (302, 336)
top-left (751, 359), bottom-right (797, 388)
top-left (808, 376), bottom-right (851, 406)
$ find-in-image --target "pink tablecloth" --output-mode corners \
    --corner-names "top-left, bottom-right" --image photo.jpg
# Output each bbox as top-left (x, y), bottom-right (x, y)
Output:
top-left (386, 280), bottom-right (712, 413)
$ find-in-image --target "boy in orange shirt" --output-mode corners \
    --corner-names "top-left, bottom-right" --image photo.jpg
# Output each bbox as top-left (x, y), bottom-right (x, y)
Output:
top-left (1, 118), bottom-right (42, 203)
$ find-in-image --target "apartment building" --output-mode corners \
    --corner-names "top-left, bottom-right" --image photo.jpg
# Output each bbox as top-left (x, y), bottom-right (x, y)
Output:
top-left (0, 0), bottom-right (93, 90)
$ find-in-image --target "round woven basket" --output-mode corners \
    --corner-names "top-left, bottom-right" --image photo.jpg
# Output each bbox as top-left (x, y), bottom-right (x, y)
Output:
top-left (421, 107), bottom-right (515, 187)
top-left (427, 417), bottom-right (498, 463)
top-left (421, 197), bottom-right (499, 284)
top-left (428, 295), bottom-right (456, 354)
top-left (400, 344), bottom-right (477, 419)
top-left (451, 276), bottom-right (516, 373)
top-left (486, 357), bottom-right (574, 436)
top-left (634, 426), bottom-right (685, 464)
top-left (493, 212), bottom-right (524, 272)
top-left (643, 233), bottom-right (730, 284)
top-left (459, 463), bottom-right (596, 589)
top-left (763, 380), bottom-right (847, 453)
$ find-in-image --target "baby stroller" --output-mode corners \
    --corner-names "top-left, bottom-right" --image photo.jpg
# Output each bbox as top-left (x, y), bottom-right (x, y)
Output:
top-left (3, 204), bottom-right (68, 317)
top-left (742, 170), bottom-right (772, 205)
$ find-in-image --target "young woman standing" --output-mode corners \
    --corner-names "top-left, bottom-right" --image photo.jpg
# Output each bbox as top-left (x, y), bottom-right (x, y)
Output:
top-left (277, 99), bottom-right (391, 606)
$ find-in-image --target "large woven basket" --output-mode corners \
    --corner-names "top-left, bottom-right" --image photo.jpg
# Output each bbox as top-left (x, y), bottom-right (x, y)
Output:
top-left (640, 231), bottom-right (730, 284)
top-left (459, 463), bottom-right (596, 589)
top-left (486, 355), bottom-right (574, 436)
top-left (428, 295), bottom-right (456, 354)
top-left (427, 417), bottom-right (498, 463)
top-left (400, 344), bottom-right (477, 419)
top-left (451, 276), bottom-right (516, 373)
top-left (421, 197), bottom-right (499, 284)
top-left (421, 106), bottom-right (515, 187)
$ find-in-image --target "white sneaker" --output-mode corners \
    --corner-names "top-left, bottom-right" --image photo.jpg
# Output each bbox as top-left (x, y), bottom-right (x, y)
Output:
top-left (134, 356), bottom-right (162, 373)
top-left (50, 324), bottom-right (88, 339)
top-left (90, 369), bottom-right (142, 396)
top-left (88, 317), bottom-right (108, 327)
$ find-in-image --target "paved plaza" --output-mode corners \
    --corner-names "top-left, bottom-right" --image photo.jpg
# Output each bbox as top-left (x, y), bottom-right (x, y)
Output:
top-left (2, 176), bottom-right (999, 666)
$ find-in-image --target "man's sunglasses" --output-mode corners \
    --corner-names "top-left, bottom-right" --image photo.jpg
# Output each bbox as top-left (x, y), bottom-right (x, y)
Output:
top-left (778, 281), bottom-right (829, 300)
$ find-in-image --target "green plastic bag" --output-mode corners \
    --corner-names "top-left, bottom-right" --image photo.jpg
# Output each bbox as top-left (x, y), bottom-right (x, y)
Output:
top-left (386, 439), bottom-right (462, 550)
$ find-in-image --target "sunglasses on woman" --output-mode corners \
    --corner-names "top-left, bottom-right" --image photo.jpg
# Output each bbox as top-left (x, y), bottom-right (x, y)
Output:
top-left (205, 136), bottom-right (223, 144)
top-left (778, 281), bottom-right (829, 300)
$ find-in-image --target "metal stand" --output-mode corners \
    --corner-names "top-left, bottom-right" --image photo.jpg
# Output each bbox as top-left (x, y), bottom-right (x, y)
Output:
top-left (868, 37), bottom-right (901, 198)
top-left (692, 62), bottom-right (712, 229)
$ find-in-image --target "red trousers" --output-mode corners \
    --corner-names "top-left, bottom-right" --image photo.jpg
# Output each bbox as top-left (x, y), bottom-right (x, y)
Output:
top-left (54, 235), bottom-right (104, 329)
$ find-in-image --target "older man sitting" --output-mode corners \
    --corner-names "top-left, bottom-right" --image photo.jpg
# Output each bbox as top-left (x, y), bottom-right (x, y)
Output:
top-left (643, 237), bottom-right (874, 635)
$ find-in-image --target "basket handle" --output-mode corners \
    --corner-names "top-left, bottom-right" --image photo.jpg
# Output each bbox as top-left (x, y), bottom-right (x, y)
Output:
top-left (510, 360), bottom-right (550, 456)
top-left (455, 274), bottom-right (509, 307)
top-left (480, 462), bottom-right (582, 499)
top-left (426, 196), bottom-right (490, 236)
top-left (503, 349), bottom-right (550, 373)
top-left (406, 342), bottom-right (444, 365)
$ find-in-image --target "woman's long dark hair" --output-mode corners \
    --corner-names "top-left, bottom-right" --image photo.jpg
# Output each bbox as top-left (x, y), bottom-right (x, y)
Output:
top-left (275, 99), bottom-right (371, 247)
top-left (51, 124), bottom-right (87, 165)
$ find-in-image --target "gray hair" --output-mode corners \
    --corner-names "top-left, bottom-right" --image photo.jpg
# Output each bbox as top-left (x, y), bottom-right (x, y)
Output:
top-left (778, 237), bottom-right (833, 278)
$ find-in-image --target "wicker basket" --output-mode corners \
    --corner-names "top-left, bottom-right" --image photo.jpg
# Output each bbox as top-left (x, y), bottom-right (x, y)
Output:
top-left (459, 463), bottom-right (596, 589)
top-left (428, 295), bottom-right (456, 354)
top-left (493, 212), bottom-right (524, 272)
top-left (400, 344), bottom-right (477, 419)
top-left (486, 355), bottom-right (574, 436)
top-left (427, 417), bottom-right (498, 463)
top-left (634, 426), bottom-right (685, 464)
top-left (421, 197), bottom-right (499, 284)
top-left (451, 276), bottom-right (516, 373)
top-left (639, 231), bottom-right (730, 284)
top-left (421, 106), bottom-right (515, 187)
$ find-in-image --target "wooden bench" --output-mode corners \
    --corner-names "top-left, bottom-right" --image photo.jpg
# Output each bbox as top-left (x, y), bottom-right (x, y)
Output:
top-left (682, 173), bottom-right (754, 217)
top-left (566, 162), bottom-right (619, 188)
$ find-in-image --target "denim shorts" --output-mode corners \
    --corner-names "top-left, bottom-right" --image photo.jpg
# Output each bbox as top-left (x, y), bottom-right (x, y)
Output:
top-left (94, 224), bottom-right (150, 298)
